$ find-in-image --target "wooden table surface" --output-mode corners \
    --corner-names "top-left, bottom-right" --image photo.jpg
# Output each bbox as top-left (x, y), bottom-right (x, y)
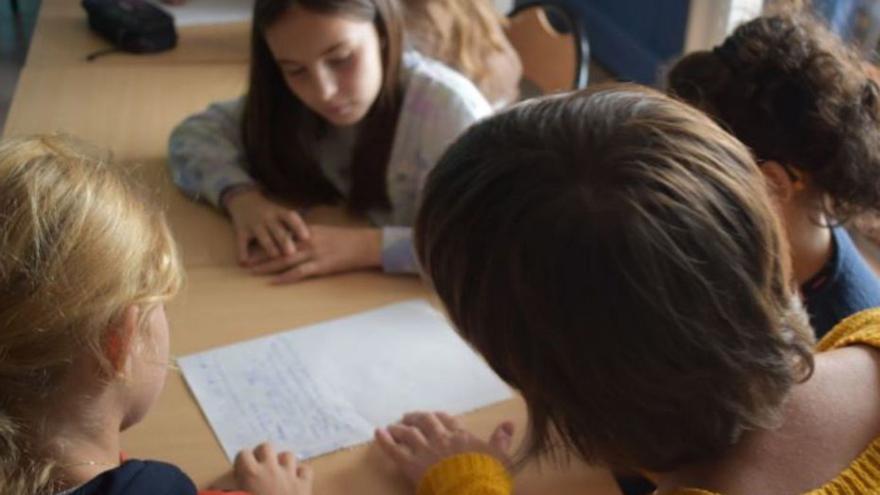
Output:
top-left (3, 5), bottom-right (621, 494)
top-left (27, 0), bottom-right (250, 66)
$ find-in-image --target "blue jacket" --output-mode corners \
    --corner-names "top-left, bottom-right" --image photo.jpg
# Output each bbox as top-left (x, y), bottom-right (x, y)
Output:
top-left (803, 226), bottom-right (880, 339)
top-left (69, 460), bottom-right (196, 495)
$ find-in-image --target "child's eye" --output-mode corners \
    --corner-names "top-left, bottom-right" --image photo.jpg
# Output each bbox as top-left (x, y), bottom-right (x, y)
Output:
top-left (286, 67), bottom-right (307, 78)
top-left (328, 53), bottom-right (353, 67)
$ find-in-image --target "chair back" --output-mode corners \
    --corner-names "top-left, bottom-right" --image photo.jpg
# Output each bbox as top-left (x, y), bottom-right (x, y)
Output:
top-left (505, 1), bottom-right (590, 96)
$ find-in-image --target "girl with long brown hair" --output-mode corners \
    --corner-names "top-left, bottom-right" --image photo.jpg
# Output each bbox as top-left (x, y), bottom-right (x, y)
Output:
top-left (169, 0), bottom-right (490, 284)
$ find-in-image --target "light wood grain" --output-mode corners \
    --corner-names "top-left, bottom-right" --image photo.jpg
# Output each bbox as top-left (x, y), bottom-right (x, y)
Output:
top-left (3, 65), bottom-right (247, 267)
top-left (27, 0), bottom-right (250, 66)
top-left (3, 65), bottom-right (247, 157)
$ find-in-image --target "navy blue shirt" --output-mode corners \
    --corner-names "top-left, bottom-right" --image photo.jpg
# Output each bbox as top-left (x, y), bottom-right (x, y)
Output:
top-left (69, 460), bottom-right (196, 495)
top-left (802, 226), bottom-right (880, 339)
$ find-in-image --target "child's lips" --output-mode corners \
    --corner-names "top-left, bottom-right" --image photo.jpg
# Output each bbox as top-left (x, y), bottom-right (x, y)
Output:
top-left (325, 103), bottom-right (354, 117)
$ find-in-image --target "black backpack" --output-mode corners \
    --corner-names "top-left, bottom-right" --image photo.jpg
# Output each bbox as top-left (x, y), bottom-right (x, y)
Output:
top-left (81, 0), bottom-right (177, 57)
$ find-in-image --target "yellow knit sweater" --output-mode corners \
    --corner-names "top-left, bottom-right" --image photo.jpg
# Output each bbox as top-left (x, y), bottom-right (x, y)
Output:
top-left (417, 309), bottom-right (880, 495)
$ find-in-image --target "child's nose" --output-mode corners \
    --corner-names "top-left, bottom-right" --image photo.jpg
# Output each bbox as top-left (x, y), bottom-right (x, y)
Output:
top-left (313, 66), bottom-right (338, 102)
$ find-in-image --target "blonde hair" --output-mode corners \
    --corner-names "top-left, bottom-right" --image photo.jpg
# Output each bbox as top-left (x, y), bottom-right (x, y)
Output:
top-left (440, 0), bottom-right (509, 90)
top-left (0, 135), bottom-right (182, 494)
top-left (405, 0), bottom-right (511, 97)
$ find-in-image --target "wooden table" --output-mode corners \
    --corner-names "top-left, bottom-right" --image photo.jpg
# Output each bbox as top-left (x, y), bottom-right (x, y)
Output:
top-left (27, 0), bottom-right (250, 66)
top-left (3, 6), bottom-right (621, 494)
top-left (4, 64), bottom-right (246, 266)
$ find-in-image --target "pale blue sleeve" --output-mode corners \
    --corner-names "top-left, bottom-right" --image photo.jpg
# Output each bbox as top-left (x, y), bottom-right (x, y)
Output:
top-left (167, 96), bottom-right (255, 208)
top-left (382, 226), bottom-right (419, 274)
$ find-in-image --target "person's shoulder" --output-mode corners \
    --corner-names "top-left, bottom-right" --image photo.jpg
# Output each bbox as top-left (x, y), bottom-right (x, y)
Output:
top-left (400, 51), bottom-right (491, 118)
top-left (818, 307), bottom-right (880, 351)
top-left (207, 95), bottom-right (247, 118)
top-left (70, 459), bottom-right (197, 495)
top-left (402, 51), bottom-right (472, 90)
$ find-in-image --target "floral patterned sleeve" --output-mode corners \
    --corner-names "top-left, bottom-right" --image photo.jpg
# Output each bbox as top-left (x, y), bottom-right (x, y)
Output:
top-left (167, 96), bottom-right (256, 208)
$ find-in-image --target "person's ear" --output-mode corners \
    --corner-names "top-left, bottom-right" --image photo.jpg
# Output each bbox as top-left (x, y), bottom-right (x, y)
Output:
top-left (761, 160), bottom-right (804, 203)
top-left (103, 306), bottom-right (139, 374)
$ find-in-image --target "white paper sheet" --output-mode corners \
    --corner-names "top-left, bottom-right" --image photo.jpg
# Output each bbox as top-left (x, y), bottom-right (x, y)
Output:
top-left (179, 300), bottom-right (511, 461)
top-left (149, 0), bottom-right (253, 27)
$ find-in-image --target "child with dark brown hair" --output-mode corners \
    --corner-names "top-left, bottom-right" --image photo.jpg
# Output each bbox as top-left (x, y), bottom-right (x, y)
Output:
top-left (667, 12), bottom-right (880, 338)
top-left (373, 86), bottom-right (880, 494)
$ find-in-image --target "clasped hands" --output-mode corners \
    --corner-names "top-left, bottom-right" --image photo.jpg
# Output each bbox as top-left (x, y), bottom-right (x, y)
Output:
top-left (224, 187), bottom-right (381, 284)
